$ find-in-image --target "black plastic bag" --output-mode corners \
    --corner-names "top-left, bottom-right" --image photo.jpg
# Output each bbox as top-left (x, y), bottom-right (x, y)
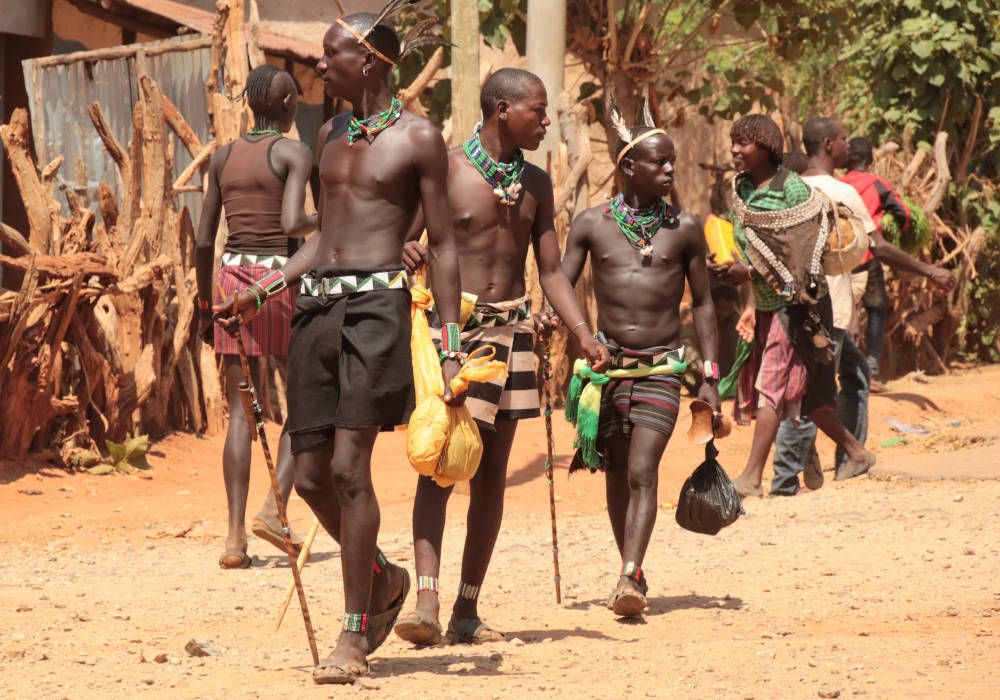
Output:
top-left (675, 440), bottom-right (744, 535)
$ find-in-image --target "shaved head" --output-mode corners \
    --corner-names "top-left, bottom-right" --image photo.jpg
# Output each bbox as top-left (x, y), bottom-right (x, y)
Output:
top-left (480, 68), bottom-right (545, 118)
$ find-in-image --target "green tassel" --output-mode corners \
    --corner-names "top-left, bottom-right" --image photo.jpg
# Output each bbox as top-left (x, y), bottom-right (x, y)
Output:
top-left (564, 359), bottom-right (588, 425)
top-left (574, 379), bottom-right (608, 468)
top-left (718, 338), bottom-right (752, 399)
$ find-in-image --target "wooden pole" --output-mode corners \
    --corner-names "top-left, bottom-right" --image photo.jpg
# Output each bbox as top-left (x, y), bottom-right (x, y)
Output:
top-left (525, 0), bottom-right (566, 167)
top-left (450, 0), bottom-right (481, 146)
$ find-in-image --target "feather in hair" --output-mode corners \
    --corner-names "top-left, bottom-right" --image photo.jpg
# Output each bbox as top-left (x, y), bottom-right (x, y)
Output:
top-left (363, 0), bottom-right (422, 38)
top-left (399, 16), bottom-right (445, 58)
top-left (641, 96), bottom-right (655, 129)
top-left (607, 93), bottom-right (632, 143)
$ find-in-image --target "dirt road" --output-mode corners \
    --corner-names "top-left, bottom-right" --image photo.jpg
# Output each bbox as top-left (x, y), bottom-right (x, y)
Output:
top-left (2, 367), bottom-right (998, 698)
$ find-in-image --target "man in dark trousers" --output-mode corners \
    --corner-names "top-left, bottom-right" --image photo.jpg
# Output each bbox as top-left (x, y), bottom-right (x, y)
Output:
top-left (841, 136), bottom-right (954, 387)
top-left (215, 9), bottom-right (463, 685)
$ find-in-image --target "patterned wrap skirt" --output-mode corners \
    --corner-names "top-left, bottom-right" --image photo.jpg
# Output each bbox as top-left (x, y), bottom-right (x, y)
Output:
top-left (213, 257), bottom-right (296, 357)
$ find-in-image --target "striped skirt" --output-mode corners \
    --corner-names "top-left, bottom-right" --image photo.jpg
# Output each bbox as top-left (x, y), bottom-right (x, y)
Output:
top-left (214, 261), bottom-right (296, 357)
top-left (432, 295), bottom-right (540, 429)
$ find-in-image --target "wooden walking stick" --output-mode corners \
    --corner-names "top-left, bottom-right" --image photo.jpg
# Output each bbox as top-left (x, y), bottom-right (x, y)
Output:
top-left (275, 518), bottom-right (320, 631)
top-left (539, 331), bottom-right (562, 604)
top-left (224, 294), bottom-right (320, 666)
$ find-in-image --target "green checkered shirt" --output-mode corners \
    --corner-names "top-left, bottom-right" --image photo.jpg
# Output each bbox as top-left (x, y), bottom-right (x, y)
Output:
top-left (731, 168), bottom-right (811, 311)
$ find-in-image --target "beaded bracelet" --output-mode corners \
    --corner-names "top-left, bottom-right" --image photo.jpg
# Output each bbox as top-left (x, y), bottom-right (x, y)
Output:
top-left (246, 285), bottom-right (265, 309)
top-left (197, 298), bottom-right (210, 312)
top-left (439, 350), bottom-right (467, 365)
top-left (256, 269), bottom-right (288, 299)
top-left (703, 360), bottom-right (720, 382)
top-left (441, 322), bottom-right (462, 353)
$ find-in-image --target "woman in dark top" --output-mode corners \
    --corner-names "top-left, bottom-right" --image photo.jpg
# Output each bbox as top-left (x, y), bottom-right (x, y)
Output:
top-left (195, 65), bottom-right (316, 568)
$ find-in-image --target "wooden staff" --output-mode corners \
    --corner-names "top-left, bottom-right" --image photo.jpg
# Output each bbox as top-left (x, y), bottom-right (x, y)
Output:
top-left (539, 332), bottom-right (562, 604)
top-left (275, 518), bottom-right (320, 631)
top-left (224, 294), bottom-right (319, 666)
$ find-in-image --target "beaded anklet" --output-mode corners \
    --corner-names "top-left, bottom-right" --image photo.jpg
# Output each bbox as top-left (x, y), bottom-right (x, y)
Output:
top-left (458, 582), bottom-right (480, 600)
top-left (622, 561), bottom-right (642, 582)
top-left (373, 549), bottom-right (389, 575)
top-left (343, 612), bottom-right (368, 633)
top-left (417, 575), bottom-right (439, 593)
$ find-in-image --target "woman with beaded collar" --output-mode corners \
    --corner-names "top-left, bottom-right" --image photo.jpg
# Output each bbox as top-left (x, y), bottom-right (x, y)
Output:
top-left (195, 64), bottom-right (314, 570)
top-left (708, 114), bottom-right (875, 498)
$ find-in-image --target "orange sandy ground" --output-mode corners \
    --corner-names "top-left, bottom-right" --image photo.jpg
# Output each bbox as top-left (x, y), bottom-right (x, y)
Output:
top-left (1, 366), bottom-right (999, 698)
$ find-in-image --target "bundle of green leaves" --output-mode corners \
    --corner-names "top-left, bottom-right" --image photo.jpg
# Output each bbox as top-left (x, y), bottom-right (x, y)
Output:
top-left (880, 195), bottom-right (931, 253)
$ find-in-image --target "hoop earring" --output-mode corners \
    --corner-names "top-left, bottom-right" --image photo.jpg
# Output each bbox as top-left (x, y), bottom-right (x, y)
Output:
top-left (362, 64), bottom-right (371, 77)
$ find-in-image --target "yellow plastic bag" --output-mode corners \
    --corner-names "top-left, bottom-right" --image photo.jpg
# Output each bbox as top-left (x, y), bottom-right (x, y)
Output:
top-left (406, 286), bottom-right (508, 487)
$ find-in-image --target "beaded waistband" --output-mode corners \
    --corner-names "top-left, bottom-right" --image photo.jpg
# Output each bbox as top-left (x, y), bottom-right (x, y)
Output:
top-left (300, 268), bottom-right (408, 297)
top-left (607, 345), bottom-right (685, 370)
top-left (464, 299), bottom-right (531, 330)
top-left (220, 252), bottom-right (288, 269)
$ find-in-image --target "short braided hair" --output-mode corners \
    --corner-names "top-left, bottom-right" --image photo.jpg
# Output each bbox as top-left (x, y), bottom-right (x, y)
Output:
top-left (239, 65), bottom-right (281, 113)
top-left (730, 114), bottom-right (784, 167)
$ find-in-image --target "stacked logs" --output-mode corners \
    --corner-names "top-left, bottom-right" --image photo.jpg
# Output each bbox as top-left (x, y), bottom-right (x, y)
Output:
top-left (0, 56), bottom-right (225, 462)
top-left (870, 132), bottom-right (985, 377)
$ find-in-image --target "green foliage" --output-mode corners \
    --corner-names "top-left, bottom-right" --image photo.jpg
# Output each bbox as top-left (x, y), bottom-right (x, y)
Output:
top-left (881, 195), bottom-right (932, 253)
top-left (957, 179), bottom-right (1000, 362)
top-left (92, 434), bottom-right (152, 475)
top-left (842, 0), bottom-right (1000, 169)
top-left (395, 0), bottom-right (527, 122)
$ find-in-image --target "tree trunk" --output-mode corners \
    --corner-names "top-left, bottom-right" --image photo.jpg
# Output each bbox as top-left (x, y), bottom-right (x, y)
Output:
top-left (525, 0), bottom-right (566, 167)
top-left (450, 0), bottom-right (481, 146)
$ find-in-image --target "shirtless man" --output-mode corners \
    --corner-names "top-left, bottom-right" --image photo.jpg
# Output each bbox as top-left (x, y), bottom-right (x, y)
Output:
top-left (393, 68), bottom-right (608, 645)
top-left (552, 104), bottom-right (721, 617)
top-left (195, 65), bottom-right (313, 568)
top-left (215, 9), bottom-right (463, 685)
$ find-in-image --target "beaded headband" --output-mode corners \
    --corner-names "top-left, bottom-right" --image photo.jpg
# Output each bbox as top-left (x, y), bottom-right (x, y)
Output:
top-left (608, 93), bottom-right (668, 167)
top-left (337, 17), bottom-right (397, 67)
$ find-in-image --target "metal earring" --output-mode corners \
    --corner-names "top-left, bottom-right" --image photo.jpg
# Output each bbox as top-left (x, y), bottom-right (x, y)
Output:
top-left (363, 64), bottom-right (371, 76)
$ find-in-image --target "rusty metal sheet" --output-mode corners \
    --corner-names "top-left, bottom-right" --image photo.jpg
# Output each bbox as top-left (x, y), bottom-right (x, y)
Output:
top-left (22, 34), bottom-right (212, 232)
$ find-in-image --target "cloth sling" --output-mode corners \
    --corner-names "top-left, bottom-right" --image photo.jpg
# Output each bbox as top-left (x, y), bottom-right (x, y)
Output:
top-left (731, 169), bottom-right (832, 306)
top-left (565, 349), bottom-right (687, 469)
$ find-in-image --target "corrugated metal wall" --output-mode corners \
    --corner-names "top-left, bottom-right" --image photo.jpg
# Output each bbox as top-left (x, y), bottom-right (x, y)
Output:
top-left (22, 34), bottom-right (213, 231)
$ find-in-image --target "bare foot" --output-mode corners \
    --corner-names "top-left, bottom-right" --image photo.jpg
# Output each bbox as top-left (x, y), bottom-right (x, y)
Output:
top-left (731, 474), bottom-right (763, 498)
top-left (312, 633), bottom-right (368, 685)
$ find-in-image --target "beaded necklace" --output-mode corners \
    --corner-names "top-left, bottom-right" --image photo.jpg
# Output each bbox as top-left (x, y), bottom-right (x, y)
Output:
top-left (246, 128), bottom-right (282, 137)
top-left (605, 193), bottom-right (677, 259)
top-left (347, 95), bottom-right (403, 145)
top-left (462, 123), bottom-right (525, 206)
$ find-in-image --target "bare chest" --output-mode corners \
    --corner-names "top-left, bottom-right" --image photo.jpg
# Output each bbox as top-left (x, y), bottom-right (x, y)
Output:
top-left (320, 132), bottom-right (415, 195)
top-left (450, 167), bottom-right (537, 254)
